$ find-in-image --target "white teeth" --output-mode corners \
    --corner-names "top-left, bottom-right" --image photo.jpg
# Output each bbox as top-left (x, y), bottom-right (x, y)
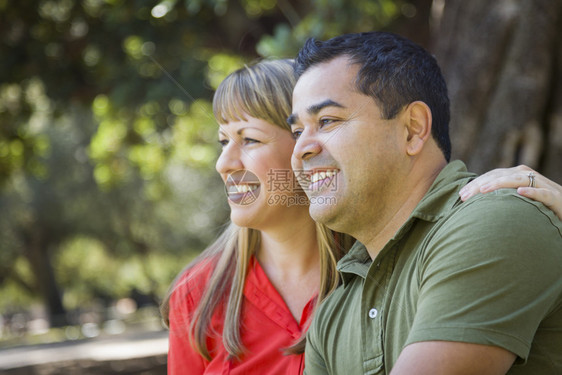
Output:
top-left (228, 184), bottom-right (259, 194)
top-left (310, 170), bottom-right (338, 184)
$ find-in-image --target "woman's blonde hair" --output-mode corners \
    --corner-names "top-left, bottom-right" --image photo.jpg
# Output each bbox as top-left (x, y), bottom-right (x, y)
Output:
top-left (161, 59), bottom-right (354, 360)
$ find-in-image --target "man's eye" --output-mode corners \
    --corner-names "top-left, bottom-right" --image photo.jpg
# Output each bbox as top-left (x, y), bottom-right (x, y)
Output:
top-left (292, 130), bottom-right (302, 139)
top-left (320, 118), bottom-right (336, 127)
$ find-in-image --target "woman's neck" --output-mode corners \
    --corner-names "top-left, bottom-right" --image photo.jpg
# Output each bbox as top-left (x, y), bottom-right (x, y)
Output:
top-left (257, 213), bottom-right (319, 277)
top-left (256, 214), bottom-right (321, 321)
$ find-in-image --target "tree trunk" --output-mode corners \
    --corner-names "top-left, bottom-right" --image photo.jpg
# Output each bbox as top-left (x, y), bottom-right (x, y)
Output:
top-left (431, 0), bottom-right (562, 182)
top-left (24, 227), bottom-right (68, 327)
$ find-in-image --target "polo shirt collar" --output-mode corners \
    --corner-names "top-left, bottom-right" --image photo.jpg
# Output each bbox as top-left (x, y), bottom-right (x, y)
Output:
top-left (337, 160), bottom-right (475, 284)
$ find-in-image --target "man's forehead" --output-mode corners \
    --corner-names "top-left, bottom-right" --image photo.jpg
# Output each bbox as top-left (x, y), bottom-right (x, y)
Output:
top-left (294, 58), bottom-right (358, 95)
top-left (289, 57), bottom-right (360, 122)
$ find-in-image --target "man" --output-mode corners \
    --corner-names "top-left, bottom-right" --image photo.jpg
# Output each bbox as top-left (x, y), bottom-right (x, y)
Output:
top-left (289, 31), bottom-right (562, 374)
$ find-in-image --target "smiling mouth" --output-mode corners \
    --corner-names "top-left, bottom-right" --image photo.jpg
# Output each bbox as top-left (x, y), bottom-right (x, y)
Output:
top-left (225, 170), bottom-right (261, 205)
top-left (303, 169), bottom-right (339, 192)
top-left (226, 183), bottom-right (260, 194)
top-left (310, 169), bottom-right (338, 184)
top-left (226, 183), bottom-right (260, 205)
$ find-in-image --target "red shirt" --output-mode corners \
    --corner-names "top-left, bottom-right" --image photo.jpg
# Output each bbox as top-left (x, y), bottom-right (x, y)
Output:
top-left (168, 256), bottom-right (315, 374)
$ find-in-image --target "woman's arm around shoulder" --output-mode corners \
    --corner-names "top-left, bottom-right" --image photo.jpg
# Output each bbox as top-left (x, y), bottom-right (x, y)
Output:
top-left (459, 165), bottom-right (562, 220)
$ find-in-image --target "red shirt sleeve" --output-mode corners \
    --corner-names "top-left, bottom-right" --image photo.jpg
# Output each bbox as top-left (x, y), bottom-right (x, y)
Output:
top-left (167, 270), bottom-right (210, 374)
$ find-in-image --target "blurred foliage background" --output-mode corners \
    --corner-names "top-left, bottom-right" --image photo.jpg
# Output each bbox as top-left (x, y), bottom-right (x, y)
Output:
top-left (1, 0), bottom-right (561, 345)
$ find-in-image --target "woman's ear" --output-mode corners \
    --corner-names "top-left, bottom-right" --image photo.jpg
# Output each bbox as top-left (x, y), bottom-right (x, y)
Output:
top-left (404, 101), bottom-right (432, 156)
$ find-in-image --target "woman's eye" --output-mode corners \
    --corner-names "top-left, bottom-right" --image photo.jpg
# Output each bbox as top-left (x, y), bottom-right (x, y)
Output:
top-left (218, 139), bottom-right (228, 147)
top-left (292, 130), bottom-right (302, 139)
top-left (243, 137), bottom-right (260, 145)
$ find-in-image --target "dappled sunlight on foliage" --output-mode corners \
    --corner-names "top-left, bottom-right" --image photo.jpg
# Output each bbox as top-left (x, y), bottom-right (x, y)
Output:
top-left (0, 257), bottom-right (36, 312)
top-left (0, 4), bottom-right (559, 375)
top-left (0, 79), bottom-right (53, 182)
top-left (55, 237), bottom-right (124, 305)
top-left (53, 236), bottom-right (197, 309)
top-left (170, 99), bottom-right (219, 168)
top-left (0, 0), bottom-right (431, 346)
top-left (241, 0), bottom-right (277, 17)
top-left (257, 0), bottom-right (406, 57)
top-left (207, 54), bottom-right (246, 90)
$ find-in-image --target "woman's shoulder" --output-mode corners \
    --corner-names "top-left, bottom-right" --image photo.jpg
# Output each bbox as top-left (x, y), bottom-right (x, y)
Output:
top-left (169, 255), bottom-right (219, 307)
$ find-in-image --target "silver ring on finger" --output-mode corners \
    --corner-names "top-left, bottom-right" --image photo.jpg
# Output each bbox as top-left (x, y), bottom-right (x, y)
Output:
top-left (528, 172), bottom-right (536, 188)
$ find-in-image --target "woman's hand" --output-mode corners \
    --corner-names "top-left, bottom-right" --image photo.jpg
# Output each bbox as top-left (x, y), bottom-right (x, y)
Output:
top-left (459, 165), bottom-right (562, 220)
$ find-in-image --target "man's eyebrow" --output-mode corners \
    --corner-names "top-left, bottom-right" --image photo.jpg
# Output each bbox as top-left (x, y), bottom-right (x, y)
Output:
top-left (288, 99), bottom-right (346, 126)
top-left (287, 113), bottom-right (298, 126)
top-left (307, 99), bottom-right (345, 115)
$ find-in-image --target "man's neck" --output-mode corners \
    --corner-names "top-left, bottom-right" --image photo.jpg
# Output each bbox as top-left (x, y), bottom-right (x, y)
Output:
top-left (360, 159), bottom-right (447, 259)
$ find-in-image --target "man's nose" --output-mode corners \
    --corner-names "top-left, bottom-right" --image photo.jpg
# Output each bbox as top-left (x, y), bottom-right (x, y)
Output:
top-left (292, 129), bottom-right (323, 162)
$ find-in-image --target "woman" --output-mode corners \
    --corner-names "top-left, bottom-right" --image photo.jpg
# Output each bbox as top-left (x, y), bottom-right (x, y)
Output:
top-left (162, 59), bottom-right (562, 375)
top-left (162, 59), bottom-right (353, 374)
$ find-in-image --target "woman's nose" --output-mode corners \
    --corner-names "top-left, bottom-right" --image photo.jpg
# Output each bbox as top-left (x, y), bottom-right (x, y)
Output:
top-left (216, 141), bottom-right (244, 176)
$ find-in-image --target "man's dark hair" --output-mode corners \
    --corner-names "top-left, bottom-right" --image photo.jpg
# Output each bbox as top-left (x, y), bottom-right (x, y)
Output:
top-left (295, 31), bottom-right (451, 162)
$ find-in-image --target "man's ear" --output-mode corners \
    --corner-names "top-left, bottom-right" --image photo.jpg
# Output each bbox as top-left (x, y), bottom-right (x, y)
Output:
top-left (404, 101), bottom-right (432, 156)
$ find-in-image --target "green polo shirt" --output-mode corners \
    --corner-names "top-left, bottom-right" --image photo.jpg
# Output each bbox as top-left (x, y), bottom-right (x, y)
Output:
top-left (304, 161), bottom-right (562, 375)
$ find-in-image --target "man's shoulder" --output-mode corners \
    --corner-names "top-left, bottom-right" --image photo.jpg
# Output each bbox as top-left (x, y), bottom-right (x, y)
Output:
top-left (442, 188), bottom-right (561, 239)
top-left (403, 188), bottom-right (562, 368)
top-left (418, 187), bottom-right (562, 277)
